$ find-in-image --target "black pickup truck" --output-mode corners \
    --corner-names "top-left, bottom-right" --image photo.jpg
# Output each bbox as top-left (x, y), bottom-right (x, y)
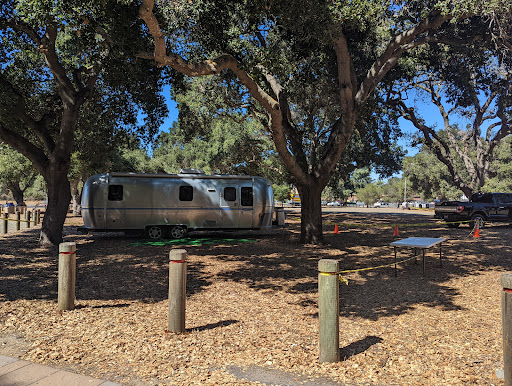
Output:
top-left (434, 192), bottom-right (512, 227)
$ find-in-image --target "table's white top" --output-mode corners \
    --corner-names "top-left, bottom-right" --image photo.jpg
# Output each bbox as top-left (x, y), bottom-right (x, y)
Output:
top-left (390, 237), bottom-right (446, 249)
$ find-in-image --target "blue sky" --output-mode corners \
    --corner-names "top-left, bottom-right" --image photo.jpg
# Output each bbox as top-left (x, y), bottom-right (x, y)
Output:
top-left (157, 90), bottom-right (450, 181)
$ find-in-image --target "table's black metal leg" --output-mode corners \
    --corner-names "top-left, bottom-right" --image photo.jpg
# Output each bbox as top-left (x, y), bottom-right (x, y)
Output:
top-left (422, 249), bottom-right (426, 276)
top-left (394, 246), bottom-right (397, 277)
top-left (439, 244), bottom-right (443, 268)
top-left (414, 248), bottom-right (418, 264)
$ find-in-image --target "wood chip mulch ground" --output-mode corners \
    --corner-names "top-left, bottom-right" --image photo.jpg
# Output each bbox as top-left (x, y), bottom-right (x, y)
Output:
top-left (0, 208), bottom-right (509, 385)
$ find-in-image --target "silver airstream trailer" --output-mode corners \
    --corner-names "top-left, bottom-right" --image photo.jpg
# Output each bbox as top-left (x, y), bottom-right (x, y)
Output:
top-left (79, 170), bottom-right (274, 239)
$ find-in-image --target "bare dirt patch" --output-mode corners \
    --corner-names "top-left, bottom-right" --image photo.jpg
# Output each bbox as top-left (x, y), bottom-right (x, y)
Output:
top-left (0, 208), bottom-right (509, 384)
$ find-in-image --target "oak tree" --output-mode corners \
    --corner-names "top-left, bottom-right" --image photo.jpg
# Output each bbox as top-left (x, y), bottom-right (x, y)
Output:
top-left (0, 0), bottom-right (166, 244)
top-left (139, 0), bottom-right (512, 243)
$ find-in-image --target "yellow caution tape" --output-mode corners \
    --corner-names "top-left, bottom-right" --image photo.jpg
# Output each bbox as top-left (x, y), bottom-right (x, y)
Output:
top-left (3, 218), bottom-right (30, 223)
top-left (319, 255), bottom-right (418, 285)
top-left (338, 255), bottom-right (417, 275)
top-left (325, 219), bottom-right (472, 228)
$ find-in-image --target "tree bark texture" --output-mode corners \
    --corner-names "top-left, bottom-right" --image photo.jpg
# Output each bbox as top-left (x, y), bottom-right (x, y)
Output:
top-left (297, 183), bottom-right (324, 244)
top-left (6, 182), bottom-right (25, 205)
top-left (40, 162), bottom-right (71, 245)
top-left (70, 179), bottom-right (81, 216)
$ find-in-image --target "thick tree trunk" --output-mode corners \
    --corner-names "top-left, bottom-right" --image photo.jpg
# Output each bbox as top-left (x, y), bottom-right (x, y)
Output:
top-left (297, 183), bottom-right (324, 244)
top-left (40, 162), bottom-right (71, 246)
top-left (7, 182), bottom-right (24, 205)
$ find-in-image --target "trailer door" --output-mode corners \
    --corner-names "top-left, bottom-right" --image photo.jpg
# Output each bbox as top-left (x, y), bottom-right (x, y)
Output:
top-left (106, 183), bottom-right (126, 229)
top-left (239, 185), bottom-right (254, 228)
top-left (220, 185), bottom-right (240, 228)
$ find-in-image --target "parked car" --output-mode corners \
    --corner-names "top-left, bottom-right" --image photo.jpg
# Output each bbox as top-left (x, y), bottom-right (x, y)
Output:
top-left (434, 192), bottom-right (512, 227)
top-left (327, 201), bottom-right (341, 207)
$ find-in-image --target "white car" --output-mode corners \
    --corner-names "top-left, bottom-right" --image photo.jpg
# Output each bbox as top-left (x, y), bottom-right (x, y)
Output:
top-left (327, 201), bottom-right (341, 206)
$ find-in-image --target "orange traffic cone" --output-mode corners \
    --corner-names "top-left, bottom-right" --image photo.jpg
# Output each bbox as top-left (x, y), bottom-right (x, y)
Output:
top-left (334, 224), bottom-right (339, 234)
top-left (393, 225), bottom-right (399, 237)
top-left (473, 224), bottom-right (480, 238)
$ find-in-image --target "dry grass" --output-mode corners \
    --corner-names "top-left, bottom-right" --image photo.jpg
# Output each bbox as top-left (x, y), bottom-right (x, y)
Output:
top-left (0, 208), bottom-right (509, 385)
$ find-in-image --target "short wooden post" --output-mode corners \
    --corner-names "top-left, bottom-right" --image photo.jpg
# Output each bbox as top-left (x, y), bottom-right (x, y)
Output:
top-left (168, 249), bottom-right (187, 333)
top-left (318, 259), bottom-right (340, 362)
top-left (32, 210), bottom-right (37, 226)
top-left (58, 242), bottom-right (76, 311)
top-left (2, 213), bottom-right (7, 234)
top-left (15, 212), bottom-right (20, 231)
top-left (26, 211), bottom-right (31, 229)
top-left (502, 274), bottom-right (512, 385)
top-left (36, 209), bottom-right (41, 224)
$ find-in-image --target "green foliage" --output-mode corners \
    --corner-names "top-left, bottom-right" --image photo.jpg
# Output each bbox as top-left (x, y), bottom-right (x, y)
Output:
top-left (154, 76), bottom-right (288, 182)
top-left (108, 147), bottom-right (158, 173)
top-left (326, 168), bottom-right (371, 201)
top-left (153, 118), bottom-right (283, 179)
top-left (25, 175), bottom-right (46, 200)
top-left (356, 182), bottom-right (382, 207)
top-left (272, 184), bottom-right (291, 203)
top-left (157, 0), bottom-right (406, 176)
top-left (403, 148), bottom-right (467, 200)
top-left (483, 137), bottom-right (512, 192)
top-left (0, 0), bottom-right (168, 165)
top-left (0, 143), bottom-right (39, 202)
top-left (380, 177), bottom-right (405, 204)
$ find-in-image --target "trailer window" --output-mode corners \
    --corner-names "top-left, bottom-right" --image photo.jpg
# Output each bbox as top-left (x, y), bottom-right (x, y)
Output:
top-left (224, 187), bottom-right (237, 201)
top-left (241, 187), bottom-right (253, 206)
top-left (179, 185), bottom-right (193, 201)
top-left (108, 185), bottom-right (123, 201)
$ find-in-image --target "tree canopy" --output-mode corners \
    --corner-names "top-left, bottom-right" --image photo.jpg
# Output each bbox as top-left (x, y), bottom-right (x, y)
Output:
top-left (0, 143), bottom-right (38, 204)
top-left (390, 38), bottom-right (512, 197)
top-left (139, 0), bottom-right (512, 243)
top-left (0, 0), bottom-right (167, 244)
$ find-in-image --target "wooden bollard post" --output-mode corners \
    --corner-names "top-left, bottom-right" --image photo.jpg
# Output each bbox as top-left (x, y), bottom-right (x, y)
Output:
top-left (502, 274), bottom-right (512, 385)
top-left (15, 212), bottom-right (20, 231)
top-left (26, 211), bottom-right (31, 229)
top-left (36, 209), bottom-right (41, 224)
top-left (58, 242), bottom-right (76, 311)
top-left (168, 249), bottom-right (187, 333)
top-left (32, 210), bottom-right (37, 227)
top-left (318, 259), bottom-right (340, 362)
top-left (2, 213), bottom-right (7, 234)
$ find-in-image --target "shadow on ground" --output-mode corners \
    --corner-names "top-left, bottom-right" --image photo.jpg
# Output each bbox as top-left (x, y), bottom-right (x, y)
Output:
top-left (1, 212), bottom-right (511, 322)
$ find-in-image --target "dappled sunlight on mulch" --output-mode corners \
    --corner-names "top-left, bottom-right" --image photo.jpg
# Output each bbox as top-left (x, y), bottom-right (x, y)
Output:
top-left (0, 209), bottom-right (509, 384)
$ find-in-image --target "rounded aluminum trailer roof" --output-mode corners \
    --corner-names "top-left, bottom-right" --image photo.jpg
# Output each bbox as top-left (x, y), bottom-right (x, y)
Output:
top-left (107, 172), bottom-right (255, 180)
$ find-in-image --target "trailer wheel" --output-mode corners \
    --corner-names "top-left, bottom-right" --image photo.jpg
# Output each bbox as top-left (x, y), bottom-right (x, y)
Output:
top-left (147, 225), bottom-right (164, 239)
top-left (170, 225), bottom-right (187, 239)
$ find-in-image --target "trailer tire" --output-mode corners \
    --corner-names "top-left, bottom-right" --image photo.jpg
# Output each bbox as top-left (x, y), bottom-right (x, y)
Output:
top-left (147, 225), bottom-right (164, 239)
top-left (170, 225), bottom-right (187, 239)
